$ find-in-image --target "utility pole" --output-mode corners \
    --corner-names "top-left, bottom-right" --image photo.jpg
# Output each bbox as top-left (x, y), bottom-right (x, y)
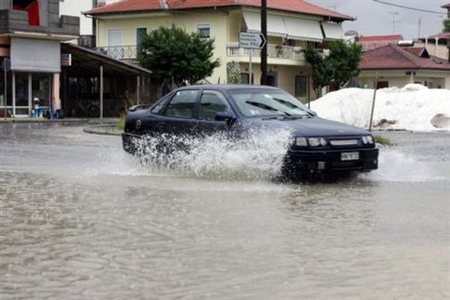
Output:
top-left (260, 0), bottom-right (267, 85)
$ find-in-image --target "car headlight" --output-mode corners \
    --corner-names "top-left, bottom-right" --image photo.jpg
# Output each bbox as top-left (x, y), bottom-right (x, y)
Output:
top-left (362, 135), bottom-right (375, 145)
top-left (294, 137), bottom-right (308, 147)
top-left (308, 137), bottom-right (327, 147)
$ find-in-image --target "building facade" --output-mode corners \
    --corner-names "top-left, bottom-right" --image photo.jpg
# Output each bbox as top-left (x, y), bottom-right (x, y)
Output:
top-left (86, 0), bottom-right (352, 101)
top-left (358, 44), bottom-right (450, 89)
top-left (0, 0), bottom-right (79, 117)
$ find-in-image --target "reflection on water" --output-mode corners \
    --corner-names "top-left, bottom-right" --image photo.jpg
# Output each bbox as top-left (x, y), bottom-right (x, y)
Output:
top-left (0, 124), bottom-right (449, 299)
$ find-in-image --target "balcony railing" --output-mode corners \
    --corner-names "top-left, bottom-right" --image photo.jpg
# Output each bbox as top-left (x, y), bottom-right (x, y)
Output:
top-left (227, 44), bottom-right (305, 60)
top-left (95, 46), bottom-right (139, 60)
top-left (97, 44), bottom-right (306, 61)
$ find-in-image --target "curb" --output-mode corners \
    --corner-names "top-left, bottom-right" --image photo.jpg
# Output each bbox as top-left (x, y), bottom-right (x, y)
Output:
top-left (0, 118), bottom-right (90, 123)
top-left (83, 124), bottom-right (122, 136)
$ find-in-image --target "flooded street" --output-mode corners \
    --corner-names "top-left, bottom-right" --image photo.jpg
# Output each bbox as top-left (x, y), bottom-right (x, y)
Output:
top-left (0, 123), bottom-right (449, 299)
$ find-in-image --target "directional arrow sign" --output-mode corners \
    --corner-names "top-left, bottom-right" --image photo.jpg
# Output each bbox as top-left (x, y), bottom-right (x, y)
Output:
top-left (239, 32), bottom-right (266, 49)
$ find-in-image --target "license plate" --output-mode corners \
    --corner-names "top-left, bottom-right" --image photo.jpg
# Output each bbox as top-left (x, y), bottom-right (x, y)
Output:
top-left (341, 152), bottom-right (359, 161)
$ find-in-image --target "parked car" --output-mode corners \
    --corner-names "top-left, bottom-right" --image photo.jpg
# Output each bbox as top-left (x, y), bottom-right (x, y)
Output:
top-left (122, 85), bottom-right (378, 179)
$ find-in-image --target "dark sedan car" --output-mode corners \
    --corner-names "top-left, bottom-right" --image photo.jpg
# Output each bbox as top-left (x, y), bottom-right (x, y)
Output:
top-left (122, 85), bottom-right (378, 179)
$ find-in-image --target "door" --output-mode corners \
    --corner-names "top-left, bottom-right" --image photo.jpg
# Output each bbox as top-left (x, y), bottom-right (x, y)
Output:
top-left (14, 72), bottom-right (29, 116)
top-left (108, 29), bottom-right (123, 59)
top-left (197, 90), bottom-right (234, 134)
top-left (153, 89), bottom-right (200, 135)
top-left (267, 73), bottom-right (278, 87)
top-left (136, 27), bottom-right (147, 56)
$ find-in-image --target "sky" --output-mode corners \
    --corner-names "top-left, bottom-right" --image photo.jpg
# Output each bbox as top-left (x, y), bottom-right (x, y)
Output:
top-left (311, 0), bottom-right (448, 39)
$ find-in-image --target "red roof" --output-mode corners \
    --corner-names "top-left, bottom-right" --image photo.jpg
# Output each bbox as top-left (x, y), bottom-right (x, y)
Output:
top-left (358, 35), bottom-right (402, 42)
top-left (360, 44), bottom-right (450, 71)
top-left (85, 0), bottom-right (353, 21)
top-left (403, 47), bottom-right (429, 58)
top-left (426, 32), bottom-right (450, 40)
top-left (442, 3), bottom-right (450, 9)
top-left (357, 35), bottom-right (403, 51)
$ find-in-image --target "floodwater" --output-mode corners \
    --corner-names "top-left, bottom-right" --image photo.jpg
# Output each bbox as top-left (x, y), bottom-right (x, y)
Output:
top-left (0, 123), bottom-right (449, 299)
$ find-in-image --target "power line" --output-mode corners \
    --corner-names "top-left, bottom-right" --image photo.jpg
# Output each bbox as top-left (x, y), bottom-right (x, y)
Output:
top-left (372, 0), bottom-right (446, 15)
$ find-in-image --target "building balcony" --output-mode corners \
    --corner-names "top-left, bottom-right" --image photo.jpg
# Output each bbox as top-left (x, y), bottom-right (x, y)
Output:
top-left (96, 45), bottom-right (139, 61)
top-left (0, 9), bottom-right (79, 40)
top-left (97, 43), bottom-right (307, 65)
top-left (226, 43), bottom-right (305, 63)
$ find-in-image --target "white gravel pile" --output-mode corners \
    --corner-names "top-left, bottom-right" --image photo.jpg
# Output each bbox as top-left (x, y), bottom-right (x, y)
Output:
top-left (310, 84), bottom-right (450, 131)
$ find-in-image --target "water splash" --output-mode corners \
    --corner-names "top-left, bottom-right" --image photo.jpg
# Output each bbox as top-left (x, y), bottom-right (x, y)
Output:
top-left (366, 149), bottom-right (447, 182)
top-left (132, 129), bottom-right (292, 181)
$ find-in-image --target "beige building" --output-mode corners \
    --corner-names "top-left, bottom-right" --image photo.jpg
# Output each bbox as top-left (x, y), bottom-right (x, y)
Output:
top-left (85, 0), bottom-right (352, 101)
top-left (416, 33), bottom-right (450, 61)
top-left (358, 44), bottom-right (450, 90)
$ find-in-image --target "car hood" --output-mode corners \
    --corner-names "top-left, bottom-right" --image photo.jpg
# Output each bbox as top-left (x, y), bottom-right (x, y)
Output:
top-left (242, 117), bottom-right (371, 137)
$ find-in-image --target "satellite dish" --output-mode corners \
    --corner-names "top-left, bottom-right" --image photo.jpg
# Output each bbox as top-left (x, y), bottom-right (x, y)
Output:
top-left (345, 30), bottom-right (359, 36)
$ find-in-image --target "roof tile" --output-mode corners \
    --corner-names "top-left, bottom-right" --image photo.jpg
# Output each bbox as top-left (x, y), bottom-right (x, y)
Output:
top-left (85, 0), bottom-right (353, 20)
top-left (360, 44), bottom-right (450, 71)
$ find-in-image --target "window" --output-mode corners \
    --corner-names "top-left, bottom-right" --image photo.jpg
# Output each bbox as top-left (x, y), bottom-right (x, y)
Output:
top-left (197, 24), bottom-right (211, 38)
top-left (376, 81), bottom-right (389, 89)
top-left (13, 0), bottom-right (40, 26)
top-left (136, 27), bottom-right (147, 54)
top-left (164, 90), bottom-right (199, 118)
top-left (267, 74), bottom-right (278, 87)
top-left (198, 91), bottom-right (230, 121)
top-left (240, 73), bottom-right (254, 85)
top-left (229, 88), bottom-right (309, 118)
top-left (108, 29), bottom-right (123, 59)
top-left (295, 75), bottom-right (307, 98)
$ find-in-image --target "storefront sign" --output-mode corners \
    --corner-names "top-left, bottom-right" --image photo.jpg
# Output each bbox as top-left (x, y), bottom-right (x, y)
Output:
top-left (61, 53), bottom-right (72, 66)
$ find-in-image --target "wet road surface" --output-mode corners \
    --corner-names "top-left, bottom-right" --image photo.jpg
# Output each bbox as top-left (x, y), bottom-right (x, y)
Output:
top-left (0, 123), bottom-right (449, 299)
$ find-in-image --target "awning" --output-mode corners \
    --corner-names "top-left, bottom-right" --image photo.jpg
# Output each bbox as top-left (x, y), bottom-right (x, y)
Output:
top-left (284, 17), bottom-right (323, 42)
top-left (267, 15), bottom-right (288, 38)
top-left (10, 38), bottom-right (61, 72)
top-left (243, 11), bottom-right (260, 32)
top-left (322, 22), bottom-right (344, 40)
top-left (243, 11), bottom-right (287, 38)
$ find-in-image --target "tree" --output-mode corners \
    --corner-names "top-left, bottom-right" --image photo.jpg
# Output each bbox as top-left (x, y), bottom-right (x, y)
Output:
top-left (326, 40), bottom-right (362, 90)
top-left (304, 40), bottom-right (362, 96)
top-left (139, 25), bottom-right (220, 90)
top-left (303, 43), bottom-right (331, 97)
top-left (444, 18), bottom-right (450, 61)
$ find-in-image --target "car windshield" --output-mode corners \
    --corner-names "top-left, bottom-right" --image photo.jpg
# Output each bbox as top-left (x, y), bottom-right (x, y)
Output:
top-left (228, 88), bottom-right (310, 118)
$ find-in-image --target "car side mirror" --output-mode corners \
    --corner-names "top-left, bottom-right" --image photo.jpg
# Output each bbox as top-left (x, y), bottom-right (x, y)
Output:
top-left (215, 111), bottom-right (236, 126)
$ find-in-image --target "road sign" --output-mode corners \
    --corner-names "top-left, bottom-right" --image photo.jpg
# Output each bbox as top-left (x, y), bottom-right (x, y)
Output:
top-left (239, 32), bottom-right (266, 49)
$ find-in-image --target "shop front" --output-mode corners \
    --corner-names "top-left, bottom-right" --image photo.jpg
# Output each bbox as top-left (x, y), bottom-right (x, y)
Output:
top-left (0, 37), bottom-right (61, 118)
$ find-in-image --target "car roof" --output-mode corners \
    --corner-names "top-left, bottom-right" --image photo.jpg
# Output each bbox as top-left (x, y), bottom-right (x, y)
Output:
top-left (177, 84), bottom-right (281, 92)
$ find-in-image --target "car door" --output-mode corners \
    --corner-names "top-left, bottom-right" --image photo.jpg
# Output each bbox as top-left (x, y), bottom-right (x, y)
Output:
top-left (153, 89), bottom-right (200, 136)
top-left (196, 90), bottom-right (235, 135)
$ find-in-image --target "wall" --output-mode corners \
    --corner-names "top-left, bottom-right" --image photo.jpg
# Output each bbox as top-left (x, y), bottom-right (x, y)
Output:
top-left (97, 10), bottom-right (229, 84)
top-left (0, 1), bottom-right (11, 10)
top-left (60, 0), bottom-right (93, 35)
top-left (415, 41), bottom-right (449, 60)
top-left (358, 70), bottom-right (450, 89)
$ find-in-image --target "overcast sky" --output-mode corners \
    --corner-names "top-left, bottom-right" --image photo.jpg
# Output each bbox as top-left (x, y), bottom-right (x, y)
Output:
top-left (311, 0), bottom-right (448, 39)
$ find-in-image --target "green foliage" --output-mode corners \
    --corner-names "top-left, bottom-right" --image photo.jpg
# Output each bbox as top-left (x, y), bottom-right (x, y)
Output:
top-left (327, 40), bottom-right (362, 90)
top-left (138, 25), bottom-right (220, 86)
top-left (444, 19), bottom-right (450, 32)
top-left (303, 40), bottom-right (362, 95)
top-left (374, 135), bottom-right (392, 146)
top-left (116, 115), bottom-right (125, 131)
top-left (303, 43), bottom-right (331, 97)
